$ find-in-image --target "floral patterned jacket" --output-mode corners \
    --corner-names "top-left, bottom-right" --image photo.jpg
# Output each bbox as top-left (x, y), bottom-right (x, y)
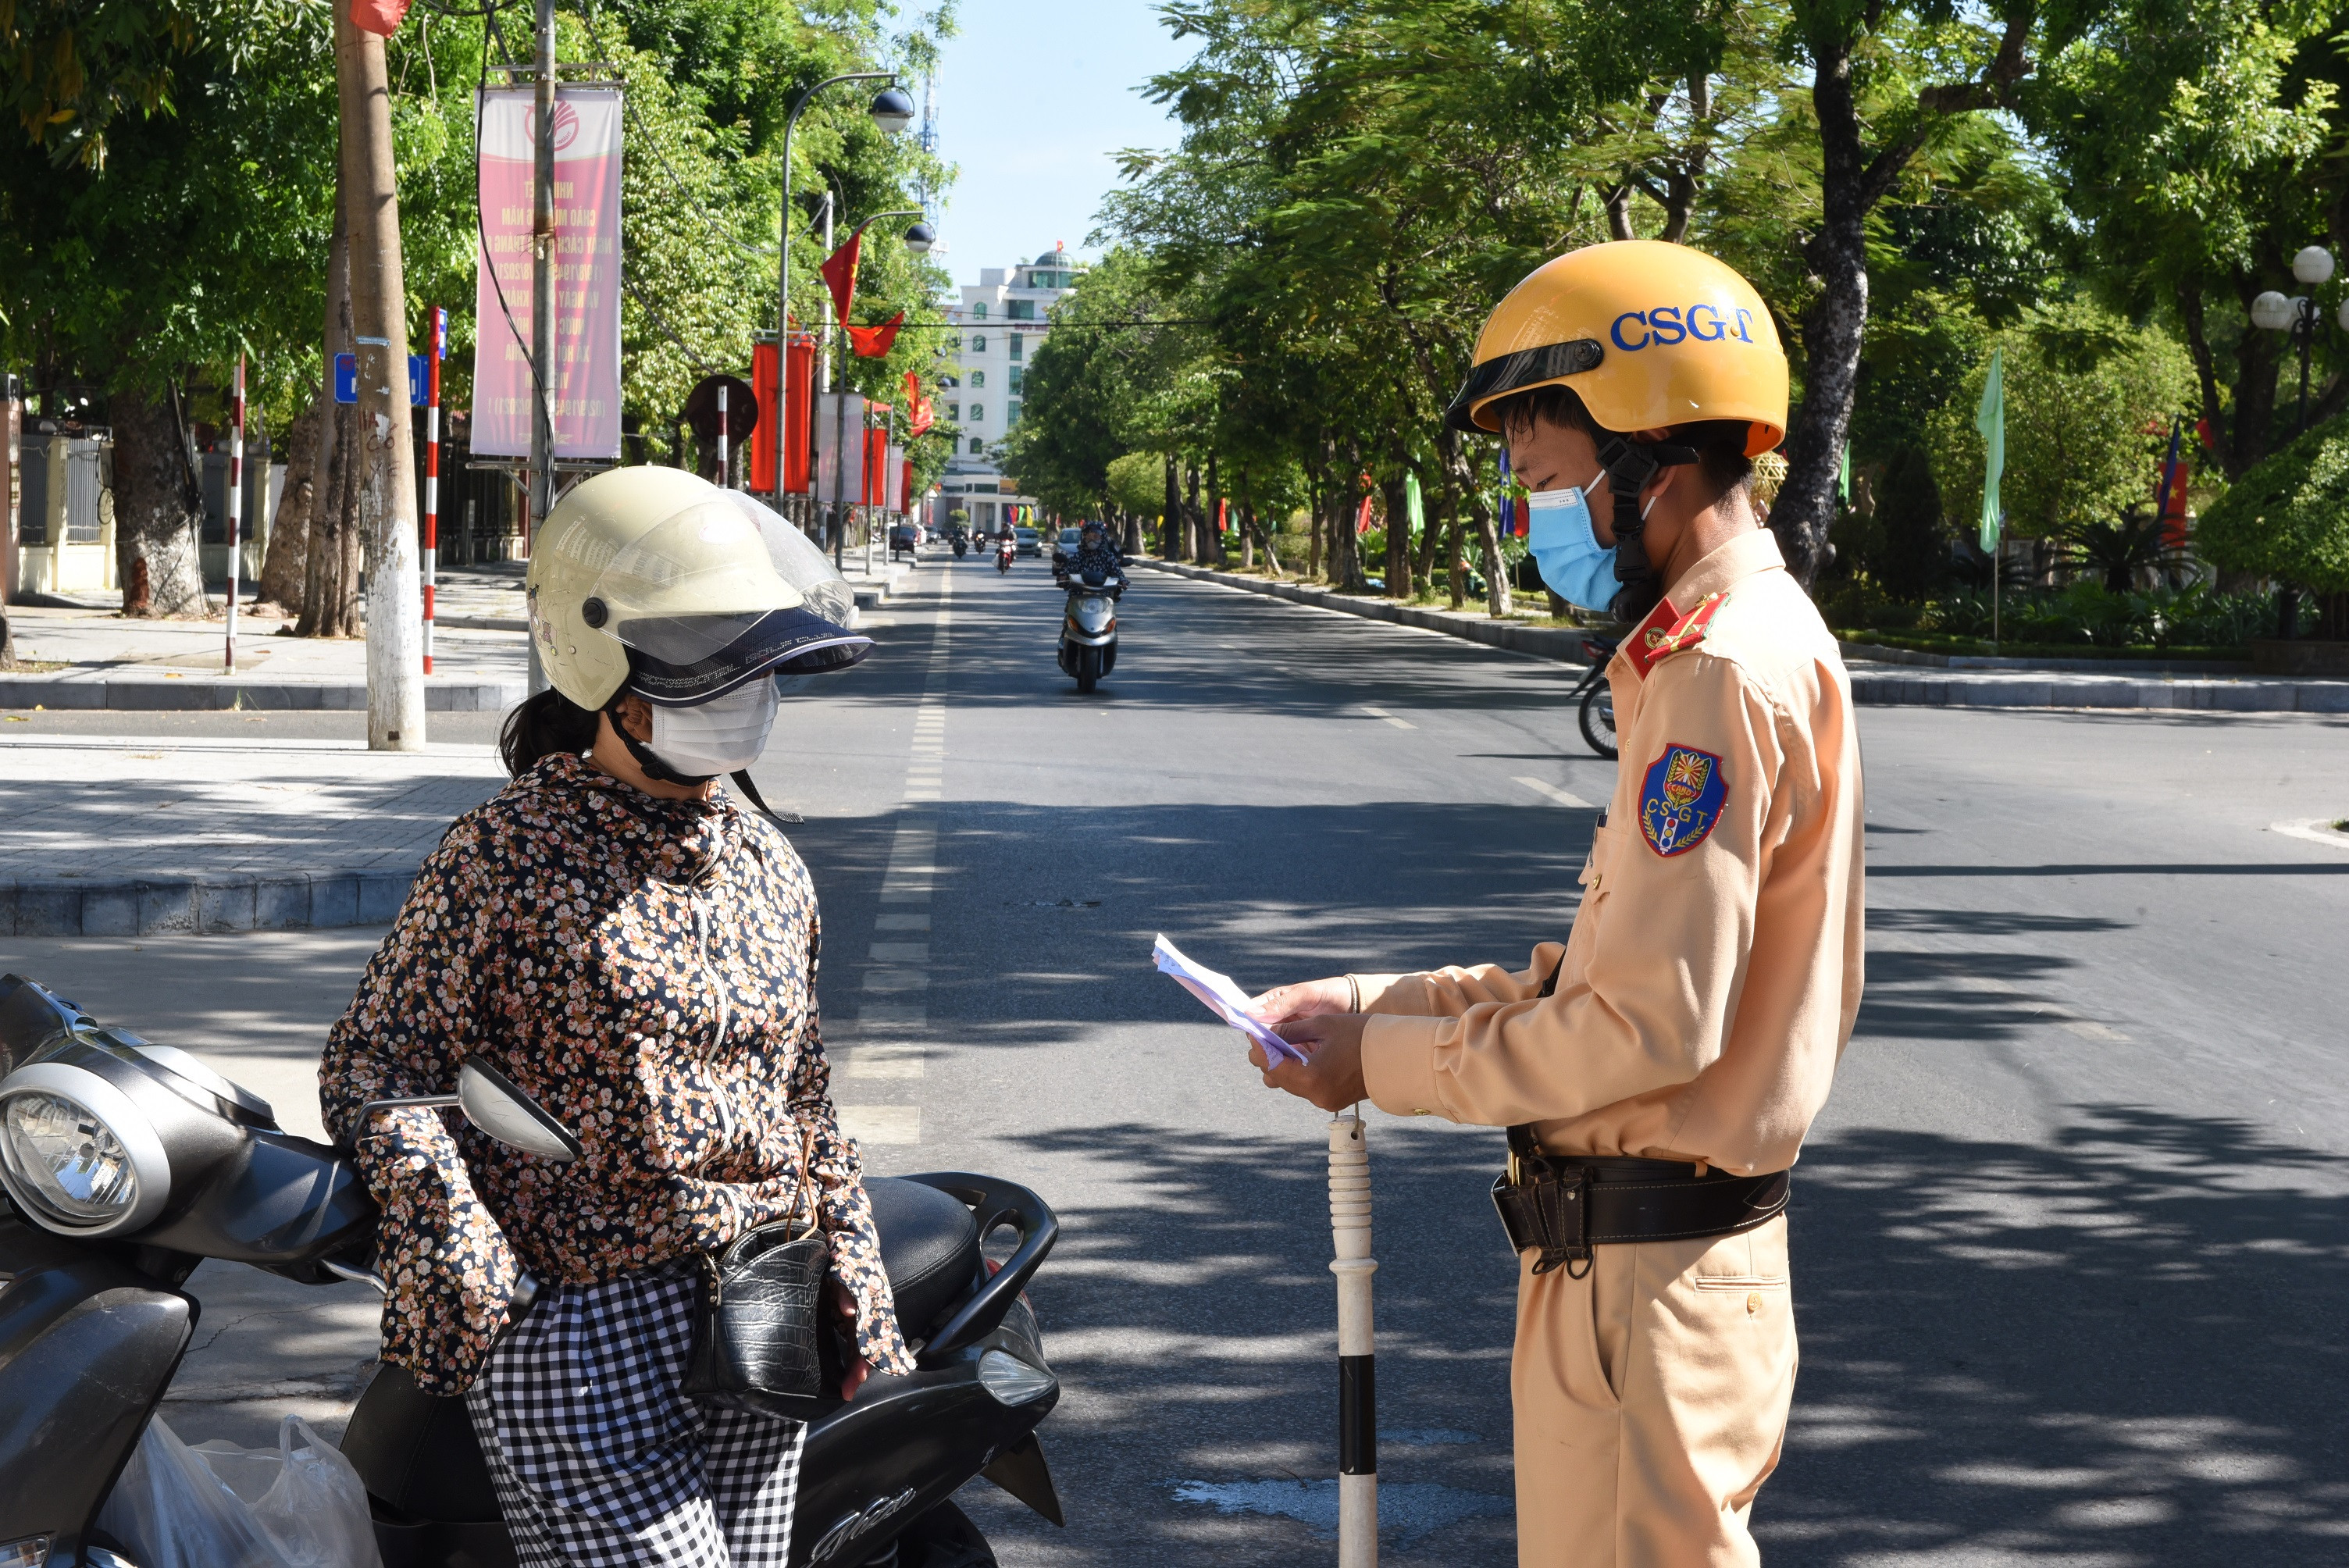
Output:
top-left (320, 750), bottom-right (914, 1395)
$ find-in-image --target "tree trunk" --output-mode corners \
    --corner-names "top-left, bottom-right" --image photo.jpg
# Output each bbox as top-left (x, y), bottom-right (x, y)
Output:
top-left (259, 393), bottom-right (326, 610)
top-left (337, 0), bottom-right (423, 749)
top-left (1206, 452), bottom-right (1224, 565)
top-left (110, 386), bottom-right (211, 618)
top-left (298, 170), bottom-right (356, 633)
top-left (1382, 472), bottom-right (1413, 598)
top-left (1415, 462), bottom-right (1444, 586)
top-left (1774, 38), bottom-right (1870, 587)
top-left (1446, 508), bottom-right (1467, 611)
top-left (1183, 462), bottom-right (1204, 562)
top-left (1162, 454), bottom-right (1181, 560)
top-left (1472, 490), bottom-right (1511, 617)
top-left (298, 402), bottom-right (365, 637)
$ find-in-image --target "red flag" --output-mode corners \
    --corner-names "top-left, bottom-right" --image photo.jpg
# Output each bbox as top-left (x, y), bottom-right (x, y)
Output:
top-left (848, 311), bottom-right (905, 358)
top-left (819, 232), bottom-right (862, 333)
top-left (905, 372), bottom-right (935, 436)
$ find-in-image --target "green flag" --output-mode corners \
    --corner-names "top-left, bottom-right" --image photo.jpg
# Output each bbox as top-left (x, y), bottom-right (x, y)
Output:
top-left (1976, 347), bottom-right (2005, 554)
top-left (1403, 471), bottom-right (1425, 536)
top-left (1837, 444), bottom-right (1851, 504)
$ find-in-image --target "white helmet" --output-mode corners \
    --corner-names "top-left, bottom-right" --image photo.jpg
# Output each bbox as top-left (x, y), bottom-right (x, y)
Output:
top-left (527, 467), bottom-right (870, 712)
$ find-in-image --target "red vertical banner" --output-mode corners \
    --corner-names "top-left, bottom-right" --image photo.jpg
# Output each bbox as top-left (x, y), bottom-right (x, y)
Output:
top-left (472, 87), bottom-right (623, 460)
top-left (863, 425), bottom-right (889, 506)
top-left (751, 342), bottom-right (778, 492)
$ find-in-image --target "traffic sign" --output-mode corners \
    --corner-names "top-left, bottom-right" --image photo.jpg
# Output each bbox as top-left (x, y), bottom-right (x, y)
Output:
top-left (333, 353), bottom-right (428, 406)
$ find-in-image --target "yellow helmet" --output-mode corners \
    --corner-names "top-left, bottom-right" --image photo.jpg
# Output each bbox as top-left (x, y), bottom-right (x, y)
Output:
top-left (1446, 239), bottom-right (1787, 456)
top-left (527, 467), bottom-right (869, 711)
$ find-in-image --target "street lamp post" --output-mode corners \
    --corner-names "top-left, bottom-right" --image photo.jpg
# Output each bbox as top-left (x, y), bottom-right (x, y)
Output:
top-left (2250, 244), bottom-right (2344, 637)
top-left (776, 77), bottom-right (914, 525)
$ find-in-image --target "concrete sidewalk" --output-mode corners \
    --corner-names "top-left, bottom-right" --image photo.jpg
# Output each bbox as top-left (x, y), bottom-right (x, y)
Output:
top-left (1143, 559), bottom-right (2349, 715)
top-left (1, 556), bottom-right (914, 711)
top-left (0, 732), bottom-right (505, 934)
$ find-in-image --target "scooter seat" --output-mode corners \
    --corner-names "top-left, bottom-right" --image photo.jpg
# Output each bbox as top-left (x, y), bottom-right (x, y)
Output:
top-left (866, 1176), bottom-right (982, 1342)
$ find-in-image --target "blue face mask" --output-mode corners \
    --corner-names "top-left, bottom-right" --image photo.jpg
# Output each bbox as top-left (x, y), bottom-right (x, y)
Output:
top-left (1525, 472), bottom-right (1617, 611)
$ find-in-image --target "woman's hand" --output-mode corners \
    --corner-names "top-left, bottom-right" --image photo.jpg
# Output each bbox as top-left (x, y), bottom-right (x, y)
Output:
top-left (1246, 976), bottom-right (1355, 1028)
top-left (832, 1280), bottom-right (874, 1402)
top-left (1248, 1014), bottom-right (1370, 1111)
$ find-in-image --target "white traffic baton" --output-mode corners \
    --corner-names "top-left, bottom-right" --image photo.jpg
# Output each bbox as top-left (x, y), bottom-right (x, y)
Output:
top-left (1328, 1109), bottom-right (1377, 1565)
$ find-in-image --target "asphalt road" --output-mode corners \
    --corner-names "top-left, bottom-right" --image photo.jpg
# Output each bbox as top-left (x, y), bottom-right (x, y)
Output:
top-left (5, 551), bottom-right (2346, 1565)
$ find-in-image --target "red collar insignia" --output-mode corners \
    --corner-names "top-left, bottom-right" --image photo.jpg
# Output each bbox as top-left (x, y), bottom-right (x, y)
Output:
top-left (1628, 591), bottom-right (1724, 679)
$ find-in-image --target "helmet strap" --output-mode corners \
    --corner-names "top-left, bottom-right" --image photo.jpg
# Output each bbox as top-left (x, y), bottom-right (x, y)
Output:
top-left (1596, 436), bottom-right (1697, 622)
top-left (604, 697), bottom-right (717, 789)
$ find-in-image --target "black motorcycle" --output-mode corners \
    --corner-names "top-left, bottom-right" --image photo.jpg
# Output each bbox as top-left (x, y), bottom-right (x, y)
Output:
top-left (1571, 634), bottom-right (1618, 758)
top-left (0, 974), bottom-right (1063, 1568)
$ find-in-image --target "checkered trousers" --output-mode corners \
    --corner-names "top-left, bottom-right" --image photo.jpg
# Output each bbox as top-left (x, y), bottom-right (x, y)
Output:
top-left (465, 1263), bottom-right (807, 1568)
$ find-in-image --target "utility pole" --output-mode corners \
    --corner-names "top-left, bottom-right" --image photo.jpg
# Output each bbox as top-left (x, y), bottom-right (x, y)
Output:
top-left (336, 0), bottom-right (425, 749)
top-left (525, 0), bottom-right (557, 696)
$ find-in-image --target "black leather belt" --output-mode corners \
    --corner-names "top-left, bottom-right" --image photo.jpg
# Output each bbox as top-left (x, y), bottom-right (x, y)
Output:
top-left (1491, 1130), bottom-right (1789, 1278)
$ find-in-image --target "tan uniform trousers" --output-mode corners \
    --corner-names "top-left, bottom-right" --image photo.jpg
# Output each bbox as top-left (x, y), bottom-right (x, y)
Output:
top-left (1512, 1214), bottom-right (1796, 1567)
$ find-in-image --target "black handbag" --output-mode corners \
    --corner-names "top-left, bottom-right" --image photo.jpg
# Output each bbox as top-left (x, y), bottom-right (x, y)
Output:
top-left (681, 1133), bottom-right (837, 1417)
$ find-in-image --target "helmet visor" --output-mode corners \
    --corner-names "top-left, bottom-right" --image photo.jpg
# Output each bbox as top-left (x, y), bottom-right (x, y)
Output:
top-left (586, 490), bottom-right (873, 706)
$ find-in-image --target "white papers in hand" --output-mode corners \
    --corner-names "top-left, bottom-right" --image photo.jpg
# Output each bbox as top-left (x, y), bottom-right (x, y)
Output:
top-left (1152, 935), bottom-right (1307, 1065)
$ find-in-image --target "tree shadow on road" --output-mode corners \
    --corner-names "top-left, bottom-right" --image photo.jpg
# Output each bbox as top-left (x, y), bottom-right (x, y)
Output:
top-left (953, 1114), bottom-right (1520, 1567)
top-left (1767, 1108), bottom-right (2349, 1566)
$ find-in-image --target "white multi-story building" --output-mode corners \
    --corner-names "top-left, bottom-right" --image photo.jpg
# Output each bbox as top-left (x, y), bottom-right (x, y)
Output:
top-left (933, 246), bottom-right (1083, 533)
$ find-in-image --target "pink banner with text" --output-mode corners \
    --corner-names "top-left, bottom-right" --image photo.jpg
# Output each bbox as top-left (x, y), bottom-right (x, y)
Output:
top-left (471, 87), bottom-right (622, 460)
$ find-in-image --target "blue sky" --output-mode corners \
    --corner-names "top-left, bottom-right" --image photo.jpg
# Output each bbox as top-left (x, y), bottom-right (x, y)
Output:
top-left (926, 0), bottom-right (1195, 287)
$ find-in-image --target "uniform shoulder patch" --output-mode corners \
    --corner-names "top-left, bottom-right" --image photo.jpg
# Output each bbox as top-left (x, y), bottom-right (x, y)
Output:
top-left (1628, 592), bottom-right (1726, 679)
top-left (1638, 742), bottom-right (1727, 857)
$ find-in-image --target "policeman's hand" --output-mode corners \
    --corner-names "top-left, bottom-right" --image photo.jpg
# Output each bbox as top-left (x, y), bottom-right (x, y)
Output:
top-left (1246, 977), bottom-right (1354, 1028)
top-left (1249, 1014), bottom-right (1369, 1111)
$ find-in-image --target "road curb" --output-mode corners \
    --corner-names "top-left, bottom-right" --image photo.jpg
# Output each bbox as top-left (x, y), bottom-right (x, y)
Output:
top-left (0, 679), bottom-right (524, 712)
top-left (1, 868), bottom-right (414, 936)
top-left (1138, 560), bottom-right (1599, 664)
top-left (1141, 561), bottom-right (2349, 715)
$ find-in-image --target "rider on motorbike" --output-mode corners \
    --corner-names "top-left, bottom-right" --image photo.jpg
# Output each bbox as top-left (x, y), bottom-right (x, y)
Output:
top-left (1060, 519), bottom-right (1125, 590)
top-left (318, 467), bottom-right (910, 1565)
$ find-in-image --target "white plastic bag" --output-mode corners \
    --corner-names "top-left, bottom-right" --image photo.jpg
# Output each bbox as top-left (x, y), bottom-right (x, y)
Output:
top-left (96, 1416), bottom-right (294, 1568)
top-left (98, 1414), bottom-right (383, 1568)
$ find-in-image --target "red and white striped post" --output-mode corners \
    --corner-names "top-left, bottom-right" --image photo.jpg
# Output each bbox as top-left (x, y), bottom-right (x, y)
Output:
top-left (717, 381), bottom-right (731, 489)
top-left (225, 355), bottom-right (245, 673)
top-left (423, 307), bottom-right (445, 674)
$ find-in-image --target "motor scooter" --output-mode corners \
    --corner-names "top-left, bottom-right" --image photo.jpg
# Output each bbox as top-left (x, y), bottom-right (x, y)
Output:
top-left (0, 974), bottom-right (1063, 1568)
top-left (1056, 572), bottom-right (1121, 693)
top-left (953, 534), bottom-right (968, 560)
top-left (1570, 633), bottom-right (1619, 758)
top-left (995, 538), bottom-right (1014, 576)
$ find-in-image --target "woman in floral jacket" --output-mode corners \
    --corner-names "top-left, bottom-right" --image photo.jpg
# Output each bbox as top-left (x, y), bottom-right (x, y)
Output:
top-left (321, 467), bottom-right (903, 1567)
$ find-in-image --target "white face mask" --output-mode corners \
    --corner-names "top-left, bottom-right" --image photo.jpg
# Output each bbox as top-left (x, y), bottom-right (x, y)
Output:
top-left (647, 679), bottom-right (779, 778)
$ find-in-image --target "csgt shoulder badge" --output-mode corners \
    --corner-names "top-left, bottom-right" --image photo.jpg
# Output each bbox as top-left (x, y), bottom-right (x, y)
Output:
top-left (1638, 743), bottom-right (1727, 857)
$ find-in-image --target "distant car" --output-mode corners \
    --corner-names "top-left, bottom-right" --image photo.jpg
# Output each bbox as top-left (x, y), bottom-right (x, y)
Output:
top-left (1014, 526), bottom-right (1043, 558)
top-left (889, 522), bottom-right (920, 558)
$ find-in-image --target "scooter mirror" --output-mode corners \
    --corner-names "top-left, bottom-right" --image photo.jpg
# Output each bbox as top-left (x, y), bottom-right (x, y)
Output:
top-left (458, 1060), bottom-right (584, 1163)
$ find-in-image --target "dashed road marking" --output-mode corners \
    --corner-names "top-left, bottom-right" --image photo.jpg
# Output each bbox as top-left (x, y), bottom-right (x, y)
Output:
top-left (1514, 775), bottom-right (1599, 810)
top-left (1360, 706), bottom-right (1416, 729)
top-left (838, 1105), bottom-right (922, 1145)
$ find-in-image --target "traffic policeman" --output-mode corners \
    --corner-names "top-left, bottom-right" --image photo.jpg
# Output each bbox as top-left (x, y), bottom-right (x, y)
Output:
top-left (1249, 239), bottom-right (1865, 1566)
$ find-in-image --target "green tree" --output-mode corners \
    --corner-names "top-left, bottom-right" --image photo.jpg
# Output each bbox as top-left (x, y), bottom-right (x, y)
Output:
top-left (1927, 300), bottom-right (2194, 546)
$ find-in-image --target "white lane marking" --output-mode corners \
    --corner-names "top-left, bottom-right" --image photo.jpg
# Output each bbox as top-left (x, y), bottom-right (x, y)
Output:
top-left (1514, 775), bottom-right (1598, 810)
top-left (839, 1105), bottom-right (922, 1145)
top-left (869, 942), bottom-right (929, 963)
top-left (1360, 706), bottom-right (1416, 729)
top-left (875, 912), bottom-right (930, 931)
top-left (836, 1042), bottom-right (926, 1080)
top-left (2063, 1020), bottom-right (2132, 1042)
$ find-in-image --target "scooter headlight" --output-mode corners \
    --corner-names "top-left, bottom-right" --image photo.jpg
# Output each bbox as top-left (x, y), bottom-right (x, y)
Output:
top-left (977, 1348), bottom-right (1057, 1406)
top-left (0, 1064), bottom-right (170, 1236)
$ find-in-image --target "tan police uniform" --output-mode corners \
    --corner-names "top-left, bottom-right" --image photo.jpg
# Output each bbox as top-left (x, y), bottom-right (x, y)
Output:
top-left (1351, 526), bottom-right (1864, 1566)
